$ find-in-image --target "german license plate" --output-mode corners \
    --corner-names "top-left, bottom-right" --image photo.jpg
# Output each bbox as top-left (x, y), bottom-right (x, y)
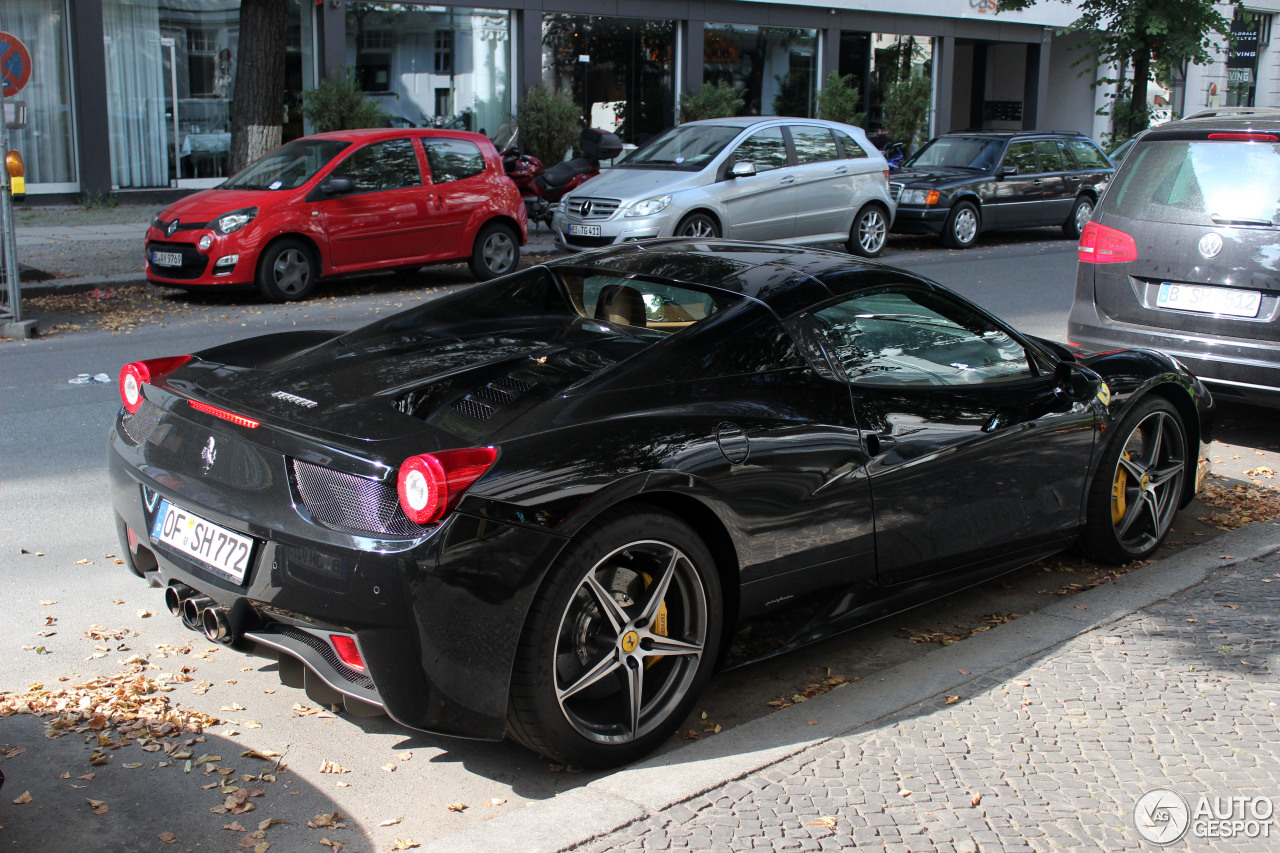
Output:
top-left (151, 500), bottom-right (252, 584)
top-left (1157, 282), bottom-right (1262, 318)
top-left (569, 224), bottom-right (602, 237)
top-left (151, 250), bottom-right (183, 267)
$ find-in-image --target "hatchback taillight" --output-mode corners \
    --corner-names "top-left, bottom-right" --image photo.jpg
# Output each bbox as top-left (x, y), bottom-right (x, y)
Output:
top-left (1078, 221), bottom-right (1137, 264)
top-left (118, 355), bottom-right (192, 413)
top-left (396, 446), bottom-right (498, 525)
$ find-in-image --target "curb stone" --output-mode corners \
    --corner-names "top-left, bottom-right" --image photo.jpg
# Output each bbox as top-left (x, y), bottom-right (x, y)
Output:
top-left (419, 520), bottom-right (1280, 853)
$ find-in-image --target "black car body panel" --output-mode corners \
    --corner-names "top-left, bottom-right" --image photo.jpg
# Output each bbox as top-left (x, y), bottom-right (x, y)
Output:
top-left (1069, 112), bottom-right (1280, 407)
top-left (108, 239), bottom-right (1212, 745)
top-left (891, 131), bottom-right (1113, 241)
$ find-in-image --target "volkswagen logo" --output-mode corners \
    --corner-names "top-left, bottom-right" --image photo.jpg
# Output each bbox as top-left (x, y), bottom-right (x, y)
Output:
top-left (1198, 232), bottom-right (1224, 259)
top-left (578, 200), bottom-right (593, 217)
top-left (166, 218), bottom-right (179, 238)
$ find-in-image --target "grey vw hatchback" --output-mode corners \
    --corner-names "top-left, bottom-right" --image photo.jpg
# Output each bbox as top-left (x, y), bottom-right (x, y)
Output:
top-left (1069, 112), bottom-right (1280, 407)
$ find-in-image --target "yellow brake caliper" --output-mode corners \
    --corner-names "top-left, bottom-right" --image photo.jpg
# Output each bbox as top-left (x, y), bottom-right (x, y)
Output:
top-left (641, 573), bottom-right (669, 668)
top-left (1111, 450), bottom-right (1130, 524)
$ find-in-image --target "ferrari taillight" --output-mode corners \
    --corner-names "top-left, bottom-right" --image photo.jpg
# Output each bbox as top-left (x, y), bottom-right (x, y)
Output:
top-left (118, 355), bottom-right (192, 414)
top-left (1078, 221), bottom-right (1137, 264)
top-left (396, 446), bottom-right (498, 525)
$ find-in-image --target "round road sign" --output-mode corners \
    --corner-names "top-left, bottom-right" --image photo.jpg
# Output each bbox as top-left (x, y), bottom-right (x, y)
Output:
top-left (0, 32), bottom-right (33, 98)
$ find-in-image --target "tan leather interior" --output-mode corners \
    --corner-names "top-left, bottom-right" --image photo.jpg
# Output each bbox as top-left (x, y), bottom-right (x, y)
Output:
top-left (594, 284), bottom-right (647, 327)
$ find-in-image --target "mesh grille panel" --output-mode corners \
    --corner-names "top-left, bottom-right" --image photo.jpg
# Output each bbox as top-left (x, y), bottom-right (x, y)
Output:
top-left (495, 375), bottom-right (533, 392)
top-left (292, 459), bottom-right (422, 537)
top-left (275, 626), bottom-right (376, 690)
top-left (451, 398), bottom-right (493, 419)
top-left (122, 400), bottom-right (164, 445)
top-left (475, 385), bottom-right (516, 405)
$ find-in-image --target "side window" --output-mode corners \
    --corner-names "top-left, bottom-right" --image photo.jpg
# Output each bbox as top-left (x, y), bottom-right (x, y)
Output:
top-left (806, 286), bottom-right (1034, 387)
top-left (1033, 139), bottom-right (1066, 172)
top-left (1056, 140), bottom-right (1078, 170)
top-left (330, 138), bottom-right (421, 192)
top-left (791, 126), bottom-right (840, 164)
top-left (833, 129), bottom-right (869, 159)
top-left (732, 127), bottom-right (788, 172)
top-left (1002, 141), bottom-right (1039, 174)
top-left (1067, 138), bottom-right (1110, 169)
top-left (422, 138), bottom-right (486, 184)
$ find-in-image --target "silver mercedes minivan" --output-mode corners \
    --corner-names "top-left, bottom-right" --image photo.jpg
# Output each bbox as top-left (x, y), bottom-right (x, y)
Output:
top-left (551, 117), bottom-right (896, 257)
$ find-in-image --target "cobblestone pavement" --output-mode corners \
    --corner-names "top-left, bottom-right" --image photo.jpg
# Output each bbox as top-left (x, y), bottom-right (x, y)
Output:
top-left (576, 553), bottom-right (1280, 853)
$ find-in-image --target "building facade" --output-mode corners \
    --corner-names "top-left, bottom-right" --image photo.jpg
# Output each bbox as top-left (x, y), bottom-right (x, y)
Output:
top-left (6, 0), bottom-right (1111, 202)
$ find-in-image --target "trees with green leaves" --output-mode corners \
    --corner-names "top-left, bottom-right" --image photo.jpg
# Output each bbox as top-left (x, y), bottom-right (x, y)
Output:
top-left (817, 72), bottom-right (865, 127)
top-left (300, 68), bottom-right (389, 132)
top-left (997, 0), bottom-right (1238, 139)
top-left (679, 82), bottom-right (744, 123)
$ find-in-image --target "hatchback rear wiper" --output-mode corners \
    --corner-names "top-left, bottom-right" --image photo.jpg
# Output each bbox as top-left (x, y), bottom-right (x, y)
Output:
top-left (1210, 214), bottom-right (1276, 227)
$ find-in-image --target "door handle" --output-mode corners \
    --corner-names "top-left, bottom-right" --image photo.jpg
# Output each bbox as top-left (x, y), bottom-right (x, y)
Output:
top-left (865, 433), bottom-right (896, 456)
top-left (780, 175), bottom-right (796, 185)
top-left (835, 166), bottom-right (849, 175)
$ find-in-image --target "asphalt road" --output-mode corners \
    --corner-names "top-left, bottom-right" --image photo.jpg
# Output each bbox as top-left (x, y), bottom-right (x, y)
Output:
top-left (1, 233), bottom-right (1276, 852)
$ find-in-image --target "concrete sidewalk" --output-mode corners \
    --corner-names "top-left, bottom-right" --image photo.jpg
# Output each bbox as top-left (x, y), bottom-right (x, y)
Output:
top-left (424, 521), bottom-right (1280, 853)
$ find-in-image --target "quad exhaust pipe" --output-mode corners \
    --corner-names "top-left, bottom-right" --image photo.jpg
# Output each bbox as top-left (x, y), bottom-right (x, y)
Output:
top-left (164, 583), bottom-right (195, 617)
top-left (165, 583), bottom-right (239, 644)
top-left (181, 594), bottom-right (212, 630)
top-left (201, 606), bottom-right (231, 642)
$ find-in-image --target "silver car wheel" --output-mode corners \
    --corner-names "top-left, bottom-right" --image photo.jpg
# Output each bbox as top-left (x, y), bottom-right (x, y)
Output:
top-left (1074, 199), bottom-right (1094, 234)
top-left (676, 215), bottom-right (719, 238)
top-left (482, 230), bottom-right (516, 273)
top-left (856, 209), bottom-right (887, 255)
top-left (553, 539), bottom-right (709, 745)
top-left (952, 207), bottom-right (978, 245)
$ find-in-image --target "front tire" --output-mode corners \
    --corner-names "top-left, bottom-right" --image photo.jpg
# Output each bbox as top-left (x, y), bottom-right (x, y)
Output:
top-left (256, 238), bottom-right (317, 302)
top-left (1081, 397), bottom-right (1188, 563)
top-left (1063, 196), bottom-right (1094, 239)
top-left (507, 508), bottom-right (723, 768)
top-left (469, 222), bottom-right (519, 280)
top-left (675, 213), bottom-right (720, 239)
top-left (941, 201), bottom-right (980, 249)
top-left (847, 204), bottom-right (889, 257)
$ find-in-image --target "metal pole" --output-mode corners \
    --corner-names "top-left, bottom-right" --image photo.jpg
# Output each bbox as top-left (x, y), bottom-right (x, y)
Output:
top-left (0, 82), bottom-right (22, 324)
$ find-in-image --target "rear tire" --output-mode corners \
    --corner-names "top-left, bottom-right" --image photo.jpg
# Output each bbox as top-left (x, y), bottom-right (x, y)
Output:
top-left (1081, 396), bottom-right (1188, 564)
top-left (469, 222), bottom-right (519, 280)
top-left (255, 238), bottom-right (317, 302)
top-left (941, 202), bottom-right (980, 249)
top-left (847, 204), bottom-right (889, 257)
top-left (1063, 196), bottom-right (1094, 239)
top-left (507, 507), bottom-right (723, 768)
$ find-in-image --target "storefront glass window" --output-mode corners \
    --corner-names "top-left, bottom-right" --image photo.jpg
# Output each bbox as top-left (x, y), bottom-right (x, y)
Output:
top-left (6, 0), bottom-right (78, 188)
top-left (703, 24), bottom-right (817, 118)
top-left (346, 5), bottom-right (510, 138)
top-left (541, 15), bottom-right (675, 147)
top-left (104, 0), bottom-right (310, 189)
top-left (1226, 10), bottom-right (1266, 107)
top-left (868, 34), bottom-right (933, 138)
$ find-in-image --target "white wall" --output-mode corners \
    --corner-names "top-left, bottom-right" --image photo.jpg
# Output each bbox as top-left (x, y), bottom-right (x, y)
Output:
top-left (1039, 31), bottom-right (1106, 140)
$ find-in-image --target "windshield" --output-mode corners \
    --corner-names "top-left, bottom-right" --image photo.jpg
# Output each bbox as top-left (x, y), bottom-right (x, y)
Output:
top-left (220, 138), bottom-right (351, 191)
top-left (617, 124), bottom-right (741, 171)
top-left (1107, 139), bottom-right (1280, 226)
top-left (905, 137), bottom-right (1005, 171)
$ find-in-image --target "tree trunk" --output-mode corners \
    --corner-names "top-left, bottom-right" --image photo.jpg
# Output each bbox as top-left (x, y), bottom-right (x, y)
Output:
top-left (229, 0), bottom-right (288, 174)
top-left (1130, 41), bottom-right (1151, 138)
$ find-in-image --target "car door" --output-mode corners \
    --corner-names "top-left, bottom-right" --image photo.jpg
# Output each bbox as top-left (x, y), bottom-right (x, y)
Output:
top-left (419, 136), bottom-right (489, 259)
top-left (988, 140), bottom-right (1044, 228)
top-left (1033, 138), bottom-right (1073, 225)
top-left (802, 279), bottom-right (1099, 585)
top-left (317, 137), bottom-right (435, 269)
top-left (787, 124), bottom-right (856, 240)
top-left (717, 125), bottom-right (798, 241)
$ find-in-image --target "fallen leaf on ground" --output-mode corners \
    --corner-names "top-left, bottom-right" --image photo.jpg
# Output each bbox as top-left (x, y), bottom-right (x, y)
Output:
top-left (392, 840), bottom-right (420, 851)
top-left (805, 816), bottom-right (838, 829)
top-left (258, 818), bottom-right (290, 831)
top-left (446, 802), bottom-right (467, 812)
top-left (158, 831), bottom-right (177, 844)
top-left (223, 821), bottom-right (247, 832)
top-left (945, 695), bottom-right (962, 705)
top-left (12, 791), bottom-right (32, 804)
top-left (319, 760), bottom-right (349, 774)
top-left (378, 817), bottom-right (403, 827)
top-left (971, 793), bottom-right (983, 807)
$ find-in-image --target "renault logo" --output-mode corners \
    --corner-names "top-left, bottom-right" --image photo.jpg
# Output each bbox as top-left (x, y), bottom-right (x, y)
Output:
top-left (166, 218), bottom-right (179, 237)
top-left (1198, 232), bottom-right (1223, 259)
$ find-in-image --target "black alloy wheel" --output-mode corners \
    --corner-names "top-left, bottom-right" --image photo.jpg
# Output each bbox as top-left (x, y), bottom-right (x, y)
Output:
top-left (507, 508), bottom-right (723, 768)
top-left (1082, 396), bottom-right (1188, 563)
top-left (256, 238), bottom-right (317, 302)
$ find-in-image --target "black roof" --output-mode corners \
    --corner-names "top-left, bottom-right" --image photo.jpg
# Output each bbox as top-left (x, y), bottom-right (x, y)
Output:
top-left (942, 129), bottom-right (1088, 138)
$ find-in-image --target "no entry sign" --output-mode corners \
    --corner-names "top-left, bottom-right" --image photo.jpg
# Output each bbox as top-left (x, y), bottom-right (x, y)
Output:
top-left (0, 32), bottom-right (33, 98)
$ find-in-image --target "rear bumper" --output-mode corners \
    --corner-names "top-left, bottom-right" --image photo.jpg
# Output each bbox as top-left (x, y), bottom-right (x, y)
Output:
top-left (1069, 301), bottom-right (1280, 408)
top-left (109, 422), bottom-right (568, 740)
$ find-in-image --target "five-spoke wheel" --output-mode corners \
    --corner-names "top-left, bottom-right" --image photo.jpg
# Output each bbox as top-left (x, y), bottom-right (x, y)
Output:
top-left (1083, 397), bottom-right (1188, 562)
top-left (508, 509), bottom-right (722, 767)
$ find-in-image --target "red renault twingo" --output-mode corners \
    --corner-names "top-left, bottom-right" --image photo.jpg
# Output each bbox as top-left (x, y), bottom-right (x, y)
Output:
top-left (145, 129), bottom-right (528, 301)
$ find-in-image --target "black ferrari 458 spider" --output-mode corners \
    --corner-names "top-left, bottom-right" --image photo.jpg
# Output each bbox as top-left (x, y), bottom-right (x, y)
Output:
top-left (109, 240), bottom-right (1213, 767)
